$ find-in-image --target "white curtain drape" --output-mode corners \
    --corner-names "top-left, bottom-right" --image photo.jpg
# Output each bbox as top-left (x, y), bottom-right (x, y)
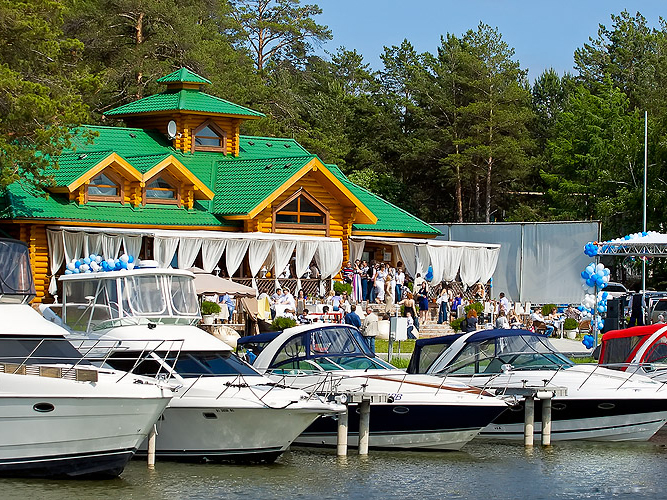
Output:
top-left (102, 234), bottom-right (122, 259)
top-left (315, 240), bottom-right (343, 278)
top-left (84, 233), bottom-right (103, 257)
top-left (416, 245), bottom-right (431, 277)
top-left (397, 244), bottom-right (418, 279)
top-left (177, 238), bottom-right (202, 270)
top-left (434, 246), bottom-right (464, 282)
top-left (201, 239), bottom-right (226, 273)
top-left (122, 234), bottom-right (143, 258)
top-left (46, 230), bottom-right (64, 295)
top-left (349, 239), bottom-right (365, 264)
top-left (225, 239), bottom-right (250, 277)
top-left (479, 247), bottom-right (500, 283)
top-left (248, 239), bottom-right (273, 289)
top-left (295, 240), bottom-right (319, 291)
top-left (154, 236), bottom-right (179, 268)
top-left (272, 240), bottom-right (296, 288)
top-left (63, 231), bottom-right (85, 263)
top-left (460, 247), bottom-right (484, 287)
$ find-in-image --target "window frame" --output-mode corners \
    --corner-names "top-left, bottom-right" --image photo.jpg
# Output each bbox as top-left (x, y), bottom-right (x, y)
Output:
top-left (191, 119), bottom-right (227, 153)
top-left (143, 171), bottom-right (181, 206)
top-left (86, 169), bottom-right (124, 203)
top-left (272, 188), bottom-right (330, 235)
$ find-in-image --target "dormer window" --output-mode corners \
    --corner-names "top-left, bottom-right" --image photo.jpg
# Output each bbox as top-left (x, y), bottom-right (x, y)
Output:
top-left (144, 172), bottom-right (181, 206)
top-left (192, 120), bottom-right (227, 153)
top-left (87, 171), bottom-right (123, 202)
top-left (146, 177), bottom-right (176, 200)
top-left (273, 189), bottom-right (329, 235)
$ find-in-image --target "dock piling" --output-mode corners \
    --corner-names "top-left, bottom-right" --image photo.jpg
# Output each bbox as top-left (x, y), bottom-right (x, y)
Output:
top-left (524, 396), bottom-right (535, 447)
top-left (358, 399), bottom-right (371, 455)
top-left (337, 407), bottom-right (349, 456)
top-left (538, 392), bottom-right (553, 446)
top-left (147, 424), bottom-right (157, 469)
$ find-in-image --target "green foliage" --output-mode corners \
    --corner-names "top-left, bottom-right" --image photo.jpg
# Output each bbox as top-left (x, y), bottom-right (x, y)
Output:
top-left (450, 317), bottom-right (465, 332)
top-left (0, 0), bottom-right (92, 190)
top-left (333, 281), bottom-right (352, 295)
top-left (271, 316), bottom-right (297, 330)
top-left (465, 302), bottom-right (484, 315)
top-left (541, 303), bottom-right (556, 316)
top-left (201, 300), bottom-right (221, 315)
top-left (564, 318), bottom-right (578, 330)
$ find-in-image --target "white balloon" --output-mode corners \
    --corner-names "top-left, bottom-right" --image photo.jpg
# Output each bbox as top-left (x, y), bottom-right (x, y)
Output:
top-left (596, 263), bottom-right (605, 271)
top-left (120, 254), bottom-right (129, 263)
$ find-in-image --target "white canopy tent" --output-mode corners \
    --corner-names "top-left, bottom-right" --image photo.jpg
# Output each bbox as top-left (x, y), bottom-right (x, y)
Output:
top-left (348, 235), bottom-right (500, 287)
top-left (46, 227), bottom-right (343, 293)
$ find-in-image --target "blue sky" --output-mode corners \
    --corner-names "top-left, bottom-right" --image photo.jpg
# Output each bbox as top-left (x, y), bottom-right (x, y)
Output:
top-left (313, 1), bottom-right (665, 81)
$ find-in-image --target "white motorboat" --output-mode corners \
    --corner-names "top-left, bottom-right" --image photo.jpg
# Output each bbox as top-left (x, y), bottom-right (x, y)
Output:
top-left (0, 239), bottom-right (172, 478)
top-left (239, 324), bottom-right (510, 451)
top-left (408, 329), bottom-right (667, 441)
top-left (44, 267), bottom-right (343, 462)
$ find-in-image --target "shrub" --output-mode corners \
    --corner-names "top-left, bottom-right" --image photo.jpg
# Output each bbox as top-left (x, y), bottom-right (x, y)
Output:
top-left (333, 281), bottom-right (352, 295)
top-left (465, 302), bottom-right (484, 316)
top-left (201, 300), bottom-right (221, 315)
top-left (271, 316), bottom-right (297, 330)
top-left (563, 318), bottom-right (578, 330)
top-left (542, 303), bottom-right (556, 316)
top-left (450, 317), bottom-right (465, 332)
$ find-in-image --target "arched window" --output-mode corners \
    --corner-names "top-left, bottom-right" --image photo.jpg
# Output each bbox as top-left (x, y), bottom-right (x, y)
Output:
top-left (192, 120), bottom-right (227, 153)
top-left (144, 173), bottom-right (181, 206)
top-left (87, 171), bottom-right (122, 202)
top-left (273, 189), bottom-right (329, 235)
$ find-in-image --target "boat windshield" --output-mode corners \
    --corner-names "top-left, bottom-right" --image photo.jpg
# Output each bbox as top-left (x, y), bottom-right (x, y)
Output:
top-left (433, 334), bottom-right (574, 375)
top-left (601, 335), bottom-right (646, 365)
top-left (62, 273), bottom-right (200, 331)
top-left (268, 326), bottom-right (394, 373)
top-left (0, 336), bottom-right (88, 366)
top-left (0, 239), bottom-right (35, 304)
top-left (108, 350), bottom-right (259, 378)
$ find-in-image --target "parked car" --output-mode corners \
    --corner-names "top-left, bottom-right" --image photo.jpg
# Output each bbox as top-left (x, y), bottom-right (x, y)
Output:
top-left (650, 298), bottom-right (667, 324)
top-left (605, 282), bottom-right (629, 299)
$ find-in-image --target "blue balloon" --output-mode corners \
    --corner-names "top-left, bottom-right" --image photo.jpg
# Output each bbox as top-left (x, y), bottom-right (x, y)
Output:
top-left (586, 278), bottom-right (595, 287)
top-left (120, 260), bottom-right (128, 269)
top-left (581, 271), bottom-right (588, 279)
top-left (72, 268), bottom-right (80, 274)
top-left (128, 255), bottom-right (135, 263)
top-left (74, 260), bottom-right (81, 268)
top-left (602, 291), bottom-right (608, 299)
top-left (65, 269), bottom-right (73, 275)
top-left (84, 257), bottom-right (91, 265)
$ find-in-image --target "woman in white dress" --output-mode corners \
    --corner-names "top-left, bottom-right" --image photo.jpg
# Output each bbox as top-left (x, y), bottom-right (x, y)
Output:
top-left (374, 264), bottom-right (387, 303)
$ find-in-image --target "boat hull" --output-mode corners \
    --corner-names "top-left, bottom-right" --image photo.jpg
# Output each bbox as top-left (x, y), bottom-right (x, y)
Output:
top-left (297, 402), bottom-right (508, 451)
top-left (0, 390), bottom-right (169, 477)
top-left (137, 405), bottom-right (323, 461)
top-left (480, 397), bottom-right (667, 442)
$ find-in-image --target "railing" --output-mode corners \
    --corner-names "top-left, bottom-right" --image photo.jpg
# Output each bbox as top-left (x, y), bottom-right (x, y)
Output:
top-left (231, 278), bottom-right (332, 297)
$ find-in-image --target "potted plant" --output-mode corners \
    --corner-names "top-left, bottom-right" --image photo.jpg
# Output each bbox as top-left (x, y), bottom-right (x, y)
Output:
top-left (201, 300), bottom-right (221, 325)
top-left (563, 317), bottom-right (578, 339)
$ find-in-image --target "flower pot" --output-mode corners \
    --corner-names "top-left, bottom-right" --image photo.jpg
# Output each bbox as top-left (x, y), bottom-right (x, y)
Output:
top-left (565, 329), bottom-right (577, 340)
top-left (201, 314), bottom-right (214, 326)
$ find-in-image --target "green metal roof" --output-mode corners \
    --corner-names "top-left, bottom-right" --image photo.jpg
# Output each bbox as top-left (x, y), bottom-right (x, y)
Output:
top-left (212, 156), bottom-right (316, 215)
top-left (156, 68), bottom-right (211, 85)
top-left (238, 136), bottom-right (310, 158)
top-left (46, 150), bottom-right (118, 185)
top-left (105, 89), bottom-right (265, 118)
top-left (327, 165), bottom-right (441, 235)
top-left (0, 184), bottom-right (237, 228)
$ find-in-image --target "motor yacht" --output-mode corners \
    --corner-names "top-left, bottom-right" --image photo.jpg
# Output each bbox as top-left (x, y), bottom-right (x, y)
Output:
top-left (408, 329), bottom-right (667, 441)
top-left (43, 267), bottom-right (343, 462)
top-left (0, 239), bottom-right (172, 477)
top-left (239, 324), bottom-right (510, 451)
top-left (599, 324), bottom-right (667, 382)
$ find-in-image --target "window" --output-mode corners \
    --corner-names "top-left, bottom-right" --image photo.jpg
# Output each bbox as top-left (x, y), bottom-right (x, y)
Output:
top-left (192, 120), bottom-right (226, 153)
top-left (88, 171), bottom-right (122, 201)
top-left (146, 176), bottom-right (177, 201)
top-left (273, 190), bottom-right (329, 234)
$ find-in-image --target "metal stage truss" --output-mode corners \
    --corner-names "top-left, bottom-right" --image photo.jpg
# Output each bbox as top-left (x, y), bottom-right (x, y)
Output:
top-left (596, 242), bottom-right (667, 257)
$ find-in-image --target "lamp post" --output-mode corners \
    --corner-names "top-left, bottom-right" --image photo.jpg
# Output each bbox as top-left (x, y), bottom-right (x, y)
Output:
top-left (642, 111), bottom-right (648, 321)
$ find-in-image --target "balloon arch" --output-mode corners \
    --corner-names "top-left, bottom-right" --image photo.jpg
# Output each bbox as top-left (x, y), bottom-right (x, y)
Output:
top-left (582, 231), bottom-right (667, 346)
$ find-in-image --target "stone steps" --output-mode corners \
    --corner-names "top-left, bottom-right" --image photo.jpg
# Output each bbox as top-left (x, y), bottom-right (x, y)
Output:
top-left (417, 322), bottom-right (456, 338)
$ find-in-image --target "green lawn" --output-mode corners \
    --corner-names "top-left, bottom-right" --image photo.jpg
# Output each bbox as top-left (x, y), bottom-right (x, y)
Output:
top-left (375, 339), bottom-right (416, 354)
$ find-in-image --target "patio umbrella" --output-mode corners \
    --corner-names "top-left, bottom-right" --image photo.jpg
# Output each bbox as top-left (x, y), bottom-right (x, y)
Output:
top-left (187, 267), bottom-right (256, 297)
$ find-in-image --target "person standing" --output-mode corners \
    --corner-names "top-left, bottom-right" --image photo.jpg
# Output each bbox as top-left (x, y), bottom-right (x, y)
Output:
top-left (374, 263), bottom-right (387, 303)
top-left (352, 259), bottom-right (363, 303)
top-left (416, 281), bottom-right (430, 326)
top-left (399, 292), bottom-right (418, 330)
top-left (436, 289), bottom-right (449, 324)
top-left (495, 310), bottom-right (510, 329)
top-left (499, 292), bottom-right (510, 315)
top-left (361, 306), bottom-right (379, 353)
top-left (344, 304), bottom-right (361, 329)
top-left (366, 261), bottom-right (377, 303)
top-left (360, 260), bottom-right (370, 304)
top-left (395, 263), bottom-right (405, 302)
top-left (629, 292), bottom-right (645, 327)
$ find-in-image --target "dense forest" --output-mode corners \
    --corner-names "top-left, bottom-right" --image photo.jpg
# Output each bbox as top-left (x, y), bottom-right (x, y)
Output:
top-left (2, 1), bottom-right (666, 243)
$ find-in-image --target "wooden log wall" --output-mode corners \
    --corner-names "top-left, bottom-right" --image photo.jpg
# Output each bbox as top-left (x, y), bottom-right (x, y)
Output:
top-left (23, 224), bottom-right (49, 302)
top-left (126, 114), bottom-right (238, 156)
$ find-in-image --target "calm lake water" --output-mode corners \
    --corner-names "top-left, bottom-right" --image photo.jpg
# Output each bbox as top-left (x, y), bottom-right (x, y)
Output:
top-left (3, 434), bottom-right (667, 500)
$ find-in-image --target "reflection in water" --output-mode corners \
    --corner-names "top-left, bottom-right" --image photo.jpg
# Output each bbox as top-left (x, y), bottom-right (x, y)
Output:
top-left (1, 439), bottom-right (666, 500)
